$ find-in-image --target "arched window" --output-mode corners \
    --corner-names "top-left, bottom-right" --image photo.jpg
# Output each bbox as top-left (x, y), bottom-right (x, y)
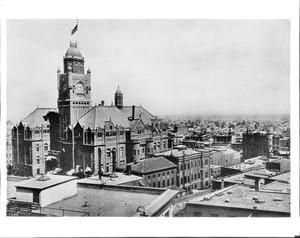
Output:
top-left (106, 149), bottom-right (111, 158)
top-left (44, 143), bottom-right (48, 151)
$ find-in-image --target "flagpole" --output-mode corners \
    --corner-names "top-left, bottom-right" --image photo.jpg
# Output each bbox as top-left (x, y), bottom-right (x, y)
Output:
top-left (77, 19), bottom-right (79, 49)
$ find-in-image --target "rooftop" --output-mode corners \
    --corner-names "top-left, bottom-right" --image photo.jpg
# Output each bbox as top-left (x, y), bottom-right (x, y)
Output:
top-left (42, 185), bottom-right (178, 217)
top-left (15, 175), bottom-right (77, 190)
top-left (156, 148), bottom-right (209, 158)
top-left (78, 173), bottom-right (145, 186)
top-left (19, 108), bottom-right (56, 128)
top-left (188, 184), bottom-right (290, 214)
top-left (117, 157), bottom-right (176, 174)
top-left (269, 172), bottom-right (290, 183)
top-left (73, 105), bottom-right (155, 129)
top-left (260, 181), bottom-right (290, 193)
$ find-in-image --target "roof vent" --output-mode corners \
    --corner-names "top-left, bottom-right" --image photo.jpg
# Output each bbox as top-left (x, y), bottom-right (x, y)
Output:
top-left (273, 197), bottom-right (283, 202)
top-left (252, 196), bottom-right (259, 200)
top-left (225, 198), bottom-right (230, 203)
top-left (37, 174), bottom-right (50, 181)
top-left (216, 192), bottom-right (224, 197)
top-left (228, 191), bottom-right (233, 194)
top-left (255, 200), bottom-right (265, 204)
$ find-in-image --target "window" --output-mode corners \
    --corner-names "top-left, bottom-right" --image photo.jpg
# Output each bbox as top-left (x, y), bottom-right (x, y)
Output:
top-left (158, 181), bottom-right (160, 188)
top-left (137, 150), bottom-right (139, 155)
top-left (147, 148), bottom-right (150, 153)
top-left (171, 178), bottom-right (174, 185)
top-left (148, 175), bottom-right (150, 180)
top-left (153, 182), bottom-right (156, 187)
top-left (157, 142), bottom-right (160, 149)
top-left (37, 169), bottom-right (40, 175)
top-left (162, 172), bottom-right (165, 176)
top-left (188, 163), bottom-right (190, 169)
top-left (133, 150), bottom-right (136, 156)
top-left (153, 174), bottom-right (155, 178)
top-left (167, 180), bottom-right (169, 186)
top-left (205, 171), bottom-right (208, 178)
top-left (44, 143), bottom-right (48, 151)
top-left (97, 132), bottom-right (102, 137)
top-left (36, 144), bottom-right (39, 152)
top-left (163, 141), bottom-right (166, 149)
top-left (107, 149), bottom-right (111, 158)
top-left (154, 143), bottom-right (157, 150)
top-left (158, 173), bottom-right (160, 177)
top-left (36, 158), bottom-right (40, 164)
top-left (142, 148), bottom-right (145, 153)
top-left (35, 130), bottom-right (40, 135)
top-left (162, 180), bottom-right (165, 187)
top-left (120, 147), bottom-right (123, 156)
top-left (205, 159), bottom-right (208, 165)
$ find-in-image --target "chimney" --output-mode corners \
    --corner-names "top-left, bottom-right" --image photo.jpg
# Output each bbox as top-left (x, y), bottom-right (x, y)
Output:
top-left (128, 105), bottom-right (135, 121)
top-left (126, 164), bottom-right (132, 175)
top-left (101, 100), bottom-right (104, 106)
top-left (254, 178), bottom-right (261, 191)
top-left (221, 179), bottom-right (224, 189)
top-left (132, 105), bottom-right (135, 120)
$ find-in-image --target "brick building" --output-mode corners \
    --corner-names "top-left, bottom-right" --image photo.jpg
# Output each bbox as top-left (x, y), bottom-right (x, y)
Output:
top-left (116, 156), bottom-right (177, 188)
top-left (242, 130), bottom-right (273, 160)
top-left (11, 108), bottom-right (56, 176)
top-left (156, 146), bottom-right (211, 191)
top-left (11, 39), bottom-right (169, 176)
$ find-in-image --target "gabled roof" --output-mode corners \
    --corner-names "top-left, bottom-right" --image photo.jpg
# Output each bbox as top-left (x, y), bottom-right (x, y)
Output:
top-left (118, 157), bottom-right (176, 174)
top-left (20, 108), bottom-right (57, 128)
top-left (74, 105), bottom-right (155, 130)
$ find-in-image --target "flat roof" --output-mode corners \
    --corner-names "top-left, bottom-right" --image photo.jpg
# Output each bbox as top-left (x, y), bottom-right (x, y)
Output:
top-left (188, 185), bottom-right (290, 213)
top-left (260, 181), bottom-right (290, 193)
top-left (156, 148), bottom-right (209, 158)
top-left (7, 176), bottom-right (30, 198)
top-left (270, 172), bottom-right (290, 183)
top-left (220, 173), bottom-right (255, 187)
top-left (15, 175), bottom-right (77, 190)
top-left (78, 173), bottom-right (143, 186)
top-left (43, 186), bottom-right (162, 216)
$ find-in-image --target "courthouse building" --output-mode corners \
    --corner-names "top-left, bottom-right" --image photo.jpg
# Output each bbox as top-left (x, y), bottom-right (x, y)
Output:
top-left (12, 39), bottom-right (169, 176)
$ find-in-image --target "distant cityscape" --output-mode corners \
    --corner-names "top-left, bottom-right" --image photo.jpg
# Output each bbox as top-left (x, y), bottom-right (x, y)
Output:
top-left (6, 22), bottom-right (290, 217)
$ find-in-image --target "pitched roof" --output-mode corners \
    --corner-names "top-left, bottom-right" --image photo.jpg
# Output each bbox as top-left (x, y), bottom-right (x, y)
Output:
top-left (75, 105), bottom-right (155, 130)
top-left (21, 108), bottom-right (57, 128)
top-left (119, 157), bottom-right (176, 174)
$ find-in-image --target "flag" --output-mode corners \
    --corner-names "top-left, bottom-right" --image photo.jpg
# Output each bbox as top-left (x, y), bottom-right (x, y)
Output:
top-left (71, 24), bottom-right (78, 35)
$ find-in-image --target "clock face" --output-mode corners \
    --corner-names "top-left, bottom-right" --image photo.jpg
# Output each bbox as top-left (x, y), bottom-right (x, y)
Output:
top-left (75, 81), bottom-right (85, 95)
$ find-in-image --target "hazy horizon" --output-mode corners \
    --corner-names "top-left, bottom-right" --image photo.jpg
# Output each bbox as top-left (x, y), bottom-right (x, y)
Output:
top-left (7, 20), bottom-right (290, 121)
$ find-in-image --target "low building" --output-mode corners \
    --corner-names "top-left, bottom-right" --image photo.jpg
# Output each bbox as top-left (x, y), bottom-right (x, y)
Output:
top-left (266, 158), bottom-right (290, 173)
top-left (185, 184), bottom-right (290, 217)
top-left (116, 156), bottom-right (177, 188)
top-left (8, 174), bottom-right (179, 217)
top-left (14, 175), bottom-right (77, 207)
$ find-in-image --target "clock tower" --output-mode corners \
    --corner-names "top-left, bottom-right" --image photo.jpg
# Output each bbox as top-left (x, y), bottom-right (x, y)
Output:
top-left (57, 41), bottom-right (92, 139)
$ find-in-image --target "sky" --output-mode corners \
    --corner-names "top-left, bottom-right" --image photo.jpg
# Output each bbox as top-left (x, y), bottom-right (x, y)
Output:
top-left (7, 19), bottom-right (290, 121)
